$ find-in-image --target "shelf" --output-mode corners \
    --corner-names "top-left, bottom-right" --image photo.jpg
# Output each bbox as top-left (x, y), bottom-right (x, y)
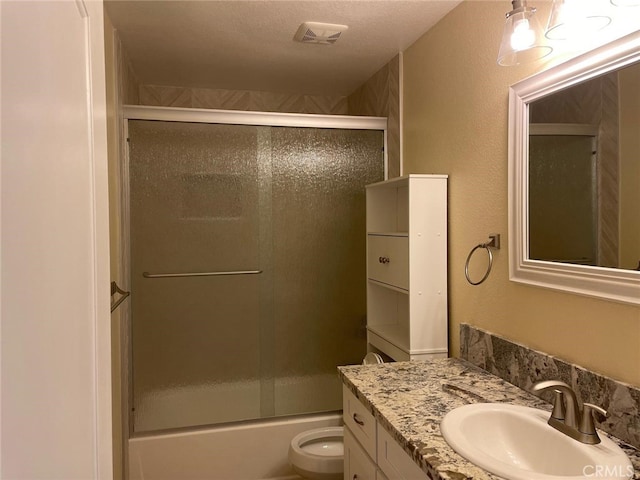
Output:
top-left (366, 326), bottom-right (410, 361)
top-left (365, 174), bottom-right (449, 190)
top-left (367, 325), bottom-right (449, 361)
top-left (367, 231), bottom-right (408, 237)
top-left (367, 278), bottom-right (408, 294)
top-left (367, 324), bottom-right (409, 349)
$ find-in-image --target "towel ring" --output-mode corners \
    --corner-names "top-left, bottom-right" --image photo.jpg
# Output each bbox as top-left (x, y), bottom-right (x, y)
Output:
top-left (465, 234), bottom-right (500, 286)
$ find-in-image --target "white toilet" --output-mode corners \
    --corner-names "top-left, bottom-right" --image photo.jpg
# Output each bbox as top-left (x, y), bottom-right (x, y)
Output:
top-left (288, 426), bottom-right (344, 480)
top-left (288, 353), bottom-right (384, 479)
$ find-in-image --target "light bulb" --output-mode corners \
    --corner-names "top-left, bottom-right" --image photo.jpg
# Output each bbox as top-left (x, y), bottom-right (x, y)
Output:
top-left (511, 18), bottom-right (536, 50)
top-left (546, 0), bottom-right (612, 40)
top-left (497, 2), bottom-right (553, 66)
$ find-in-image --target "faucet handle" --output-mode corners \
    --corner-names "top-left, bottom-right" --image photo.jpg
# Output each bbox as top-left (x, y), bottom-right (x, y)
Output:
top-left (579, 403), bottom-right (607, 440)
top-left (550, 390), bottom-right (566, 421)
top-left (532, 380), bottom-right (579, 428)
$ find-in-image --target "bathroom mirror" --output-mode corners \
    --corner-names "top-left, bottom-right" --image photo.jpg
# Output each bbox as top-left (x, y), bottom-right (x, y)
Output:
top-left (508, 29), bottom-right (640, 305)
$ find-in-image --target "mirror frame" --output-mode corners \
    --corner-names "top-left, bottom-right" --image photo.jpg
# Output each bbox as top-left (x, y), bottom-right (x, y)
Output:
top-left (508, 30), bottom-right (640, 306)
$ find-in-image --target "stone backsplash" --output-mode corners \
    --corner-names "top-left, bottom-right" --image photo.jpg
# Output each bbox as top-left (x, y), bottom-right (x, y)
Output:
top-left (460, 323), bottom-right (640, 449)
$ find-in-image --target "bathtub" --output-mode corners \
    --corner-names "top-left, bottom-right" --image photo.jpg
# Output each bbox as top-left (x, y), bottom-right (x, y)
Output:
top-left (128, 411), bottom-right (343, 480)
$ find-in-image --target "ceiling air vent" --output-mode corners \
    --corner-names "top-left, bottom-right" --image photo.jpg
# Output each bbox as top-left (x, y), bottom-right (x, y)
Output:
top-left (294, 22), bottom-right (348, 45)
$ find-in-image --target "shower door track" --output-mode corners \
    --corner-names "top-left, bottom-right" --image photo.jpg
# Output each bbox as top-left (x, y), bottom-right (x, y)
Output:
top-left (124, 105), bottom-right (388, 137)
top-left (118, 104), bottom-right (388, 445)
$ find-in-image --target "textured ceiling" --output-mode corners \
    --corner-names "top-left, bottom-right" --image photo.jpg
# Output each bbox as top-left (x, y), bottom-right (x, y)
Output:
top-left (105, 0), bottom-right (463, 97)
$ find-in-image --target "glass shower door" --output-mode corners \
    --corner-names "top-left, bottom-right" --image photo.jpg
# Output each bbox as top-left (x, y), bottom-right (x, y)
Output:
top-left (269, 127), bottom-right (383, 416)
top-left (129, 121), bottom-right (266, 432)
top-left (128, 119), bottom-right (383, 433)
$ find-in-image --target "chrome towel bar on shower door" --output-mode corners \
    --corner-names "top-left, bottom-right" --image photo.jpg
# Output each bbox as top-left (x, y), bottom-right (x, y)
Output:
top-left (142, 270), bottom-right (262, 278)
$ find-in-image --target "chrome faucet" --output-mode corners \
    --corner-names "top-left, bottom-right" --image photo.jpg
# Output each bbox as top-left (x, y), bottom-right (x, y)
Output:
top-left (532, 380), bottom-right (607, 445)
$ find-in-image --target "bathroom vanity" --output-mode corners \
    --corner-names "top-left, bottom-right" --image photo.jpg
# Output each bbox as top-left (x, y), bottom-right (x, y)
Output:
top-left (338, 359), bottom-right (640, 480)
top-left (343, 385), bottom-right (427, 480)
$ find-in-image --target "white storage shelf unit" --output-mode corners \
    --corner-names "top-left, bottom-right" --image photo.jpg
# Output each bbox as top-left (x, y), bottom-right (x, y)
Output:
top-left (366, 174), bottom-right (448, 361)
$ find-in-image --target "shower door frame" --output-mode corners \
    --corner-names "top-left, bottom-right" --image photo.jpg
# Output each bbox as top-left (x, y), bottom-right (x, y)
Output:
top-left (119, 105), bottom-right (388, 440)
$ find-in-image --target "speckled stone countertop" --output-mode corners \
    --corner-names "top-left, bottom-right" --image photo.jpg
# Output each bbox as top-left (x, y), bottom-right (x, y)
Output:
top-left (338, 358), bottom-right (640, 480)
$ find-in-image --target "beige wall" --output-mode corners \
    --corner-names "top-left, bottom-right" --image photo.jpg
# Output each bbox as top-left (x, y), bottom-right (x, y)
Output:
top-left (403, 1), bottom-right (640, 386)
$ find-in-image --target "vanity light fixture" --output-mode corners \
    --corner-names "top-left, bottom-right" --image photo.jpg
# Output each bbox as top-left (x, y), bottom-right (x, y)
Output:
top-left (610, 0), bottom-right (640, 6)
top-left (545, 0), bottom-right (612, 40)
top-left (497, 0), bottom-right (553, 66)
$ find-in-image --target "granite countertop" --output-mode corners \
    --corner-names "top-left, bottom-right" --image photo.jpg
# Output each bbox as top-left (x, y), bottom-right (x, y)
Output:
top-left (338, 358), bottom-right (640, 480)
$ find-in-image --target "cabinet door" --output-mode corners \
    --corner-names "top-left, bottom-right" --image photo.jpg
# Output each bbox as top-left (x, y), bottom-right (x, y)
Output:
top-left (377, 424), bottom-right (427, 480)
top-left (367, 235), bottom-right (408, 290)
top-left (344, 426), bottom-right (376, 480)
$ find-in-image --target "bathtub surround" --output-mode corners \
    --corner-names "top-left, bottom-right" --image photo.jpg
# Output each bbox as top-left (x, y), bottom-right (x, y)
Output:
top-left (135, 54), bottom-right (403, 180)
top-left (138, 84), bottom-right (349, 115)
top-left (114, 29), bottom-right (140, 106)
top-left (461, 323), bottom-right (640, 450)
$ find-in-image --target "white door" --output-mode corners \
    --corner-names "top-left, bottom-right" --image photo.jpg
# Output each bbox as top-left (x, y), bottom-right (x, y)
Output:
top-left (0, 0), bottom-right (112, 478)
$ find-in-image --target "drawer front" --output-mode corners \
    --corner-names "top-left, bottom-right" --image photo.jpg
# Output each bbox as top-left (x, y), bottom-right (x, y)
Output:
top-left (343, 385), bottom-right (376, 460)
top-left (344, 426), bottom-right (376, 480)
top-left (367, 235), bottom-right (408, 290)
top-left (377, 423), bottom-right (427, 480)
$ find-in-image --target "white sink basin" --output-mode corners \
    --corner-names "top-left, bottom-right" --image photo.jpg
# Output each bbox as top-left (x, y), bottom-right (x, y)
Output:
top-left (440, 403), bottom-right (633, 480)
